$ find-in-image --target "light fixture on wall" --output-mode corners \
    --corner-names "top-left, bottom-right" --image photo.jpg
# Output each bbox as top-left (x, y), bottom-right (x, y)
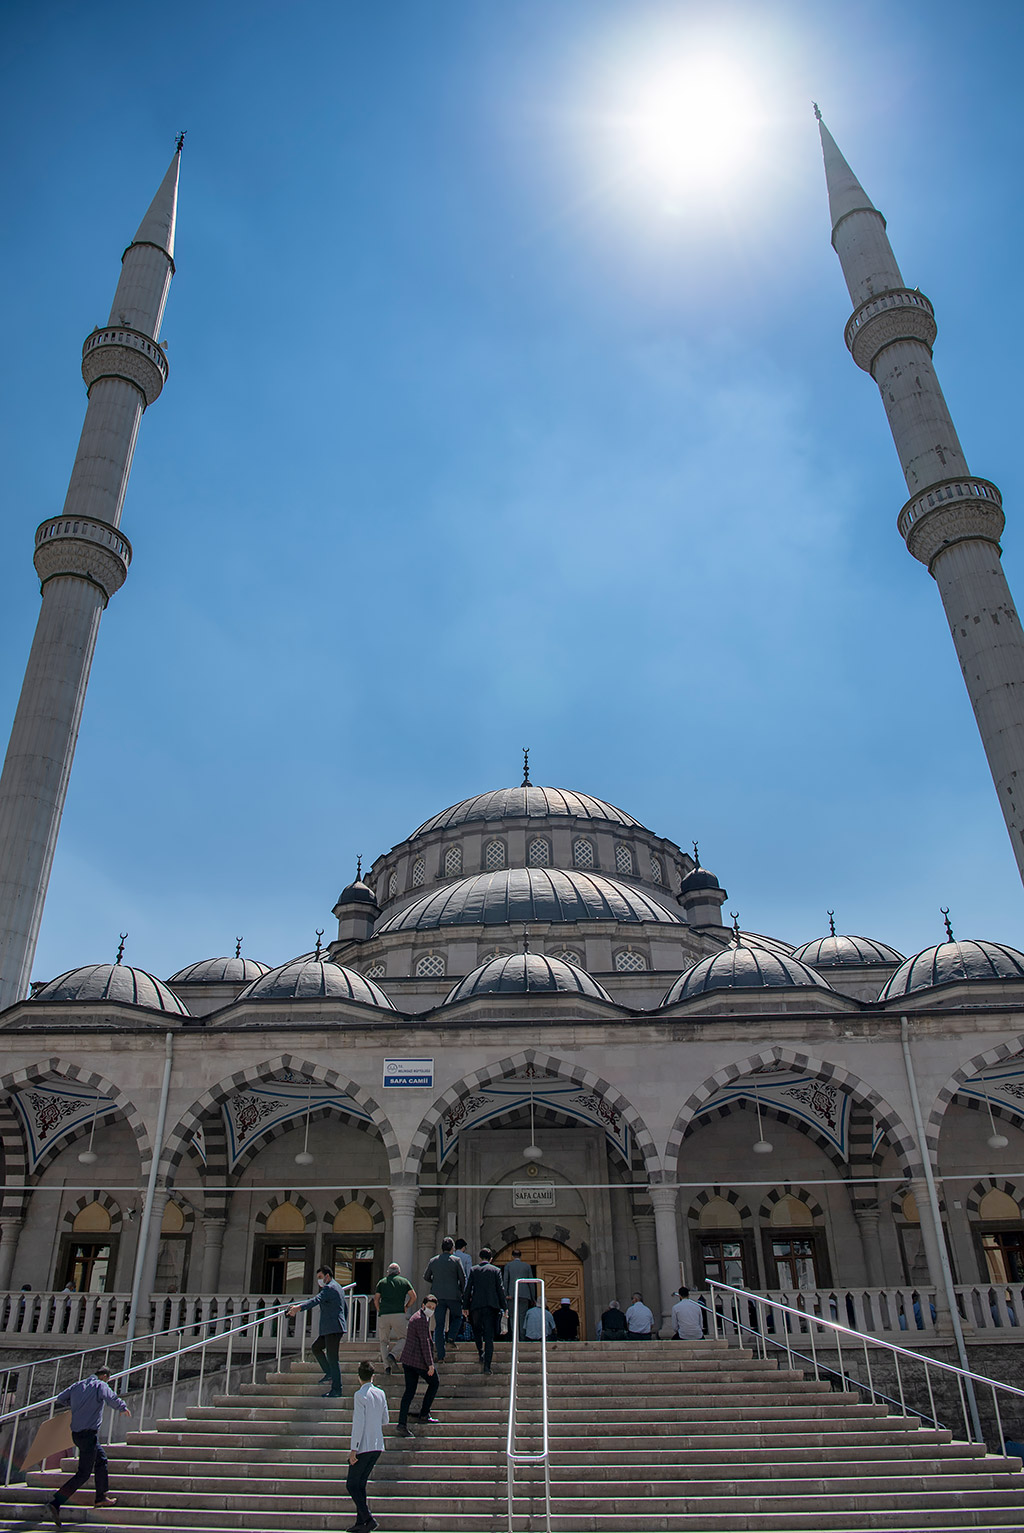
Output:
top-left (752, 1082), bottom-right (773, 1155)
top-left (985, 1089), bottom-right (1008, 1151)
top-left (523, 1083), bottom-right (543, 1162)
top-left (295, 1076), bottom-right (314, 1166)
top-left (77, 1098), bottom-right (100, 1165)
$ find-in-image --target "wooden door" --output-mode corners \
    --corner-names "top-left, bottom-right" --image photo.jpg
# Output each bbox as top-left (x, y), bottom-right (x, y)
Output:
top-left (494, 1237), bottom-right (586, 1338)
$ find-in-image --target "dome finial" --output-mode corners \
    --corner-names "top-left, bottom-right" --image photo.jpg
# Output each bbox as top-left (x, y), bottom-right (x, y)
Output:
top-left (941, 907), bottom-right (954, 942)
top-left (314, 928), bottom-right (324, 959)
top-left (812, 101), bottom-right (822, 122)
top-left (522, 926), bottom-right (531, 954)
top-left (115, 932), bottom-right (127, 965)
top-left (235, 936), bottom-right (243, 958)
top-left (175, 129), bottom-right (187, 154)
top-left (827, 909), bottom-right (836, 937)
top-left (522, 747), bottom-right (531, 787)
top-left (356, 854), bottom-right (362, 880)
top-left (731, 912), bottom-right (742, 947)
top-left (692, 841), bottom-right (701, 867)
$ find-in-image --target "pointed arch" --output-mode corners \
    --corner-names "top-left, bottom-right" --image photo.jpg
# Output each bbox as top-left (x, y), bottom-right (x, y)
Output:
top-left (930, 1036), bottom-right (1024, 1152)
top-left (664, 1046), bottom-right (919, 1177)
top-left (403, 1048), bottom-right (661, 1179)
top-left (158, 1055), bottom-right (401, 1183)
top-left (0, 1058), bottom-right (153, 1178)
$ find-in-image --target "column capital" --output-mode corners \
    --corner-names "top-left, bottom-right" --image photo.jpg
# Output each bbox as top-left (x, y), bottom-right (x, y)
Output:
top-left (647, 1185), bottom-right (679, 1214)
top-left (390, 1186), bottom-right (420, 1216)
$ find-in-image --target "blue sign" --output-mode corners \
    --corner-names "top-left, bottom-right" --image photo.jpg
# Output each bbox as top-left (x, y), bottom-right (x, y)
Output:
top-left (383, 1057), bottom-right (434, 1088)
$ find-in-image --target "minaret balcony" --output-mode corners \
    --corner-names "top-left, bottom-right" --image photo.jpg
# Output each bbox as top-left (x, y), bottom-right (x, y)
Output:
top-left (898, 477), bottom-right (1005, 570)
top-left (844, 287), bottom-right (937, 374)
top-left (81, 325), bottom-right (169, 406)
top-left (33, 515), bottom-right (133, 601)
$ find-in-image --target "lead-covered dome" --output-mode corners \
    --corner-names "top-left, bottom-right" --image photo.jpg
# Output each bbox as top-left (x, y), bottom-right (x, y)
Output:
top-left (443, 953), bottom-right (613, 1007)
top-left (792, 934), bottom-right (904, 968)
top-left (662, 946), bottom-right (834, 1004)
top-left (169, 956), bottom-right (272, 985)
top-left (410, 785), bottom-right (643, 838)
top-left (878, 939), bottom-right (1024, 1002)
top-left (31, 963), bottom-right (191, 1016)
top-left (376, 868), bottom-right (681, 934)
top-left (237, 957), bottom-right (396, 1009)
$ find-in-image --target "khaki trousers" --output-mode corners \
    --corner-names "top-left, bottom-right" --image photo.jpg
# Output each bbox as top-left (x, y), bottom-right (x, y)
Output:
top-left (377, 1309), bottom-right (408, 1365)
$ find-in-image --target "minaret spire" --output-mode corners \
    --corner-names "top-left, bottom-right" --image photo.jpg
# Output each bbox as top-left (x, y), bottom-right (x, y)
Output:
top-left (0, 146), bottom-right (181, 1009)
top-left (818, 115), bottom-right (1024, 887)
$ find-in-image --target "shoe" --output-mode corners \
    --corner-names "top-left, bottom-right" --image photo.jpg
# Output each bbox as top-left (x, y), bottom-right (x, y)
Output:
top-left (385, 1364), bottom-right (392, 1374)
top-left (324, 1388), bottom-right (344, 1398)
top-left (386, 1351), bottom-right (398, 1366)
top-left (94, 1496), bottom-right (118, 1508)
top-left (417, 1414), bottom-right (440, 1423)
top-left (448, 1340), bottom-right (459, 1350)
top-left (482, 1366), bottom-right (492, 1374)
top-left (364, 1520), bottom-right (379, 1531)
top-left (395, 1422), bottom-right (413, 1437)
top-left (45, 1504), bottom-right (62, 1528)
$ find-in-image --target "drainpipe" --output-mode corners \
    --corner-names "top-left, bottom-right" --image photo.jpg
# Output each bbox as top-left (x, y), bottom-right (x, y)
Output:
top-left (122, 1030), bottom-right (174, 1377)
top-left (900, 1015), bottom-right (983, 1441)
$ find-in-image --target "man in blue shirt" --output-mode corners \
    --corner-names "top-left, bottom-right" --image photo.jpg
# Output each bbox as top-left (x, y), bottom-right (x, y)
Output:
top-left (289, 1266), bottom-right (348, 1397)
top-left (46, 1366), bottom-right (129, 1526)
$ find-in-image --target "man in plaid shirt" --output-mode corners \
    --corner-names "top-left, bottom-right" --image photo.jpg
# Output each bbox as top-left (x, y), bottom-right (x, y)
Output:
top-left (395, 1295), bottom-right (440, 1436)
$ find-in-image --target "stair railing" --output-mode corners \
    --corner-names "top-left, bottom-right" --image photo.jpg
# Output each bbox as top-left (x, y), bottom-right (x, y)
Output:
top-left (708, 1279), bottom-right (1024, 1455)
top-left (506, 1276), bottom-right (551, 1533)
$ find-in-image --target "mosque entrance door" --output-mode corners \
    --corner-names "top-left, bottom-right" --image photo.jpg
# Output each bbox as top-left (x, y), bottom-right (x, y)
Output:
top-left (494, 1237), bottom-right (586, 1338)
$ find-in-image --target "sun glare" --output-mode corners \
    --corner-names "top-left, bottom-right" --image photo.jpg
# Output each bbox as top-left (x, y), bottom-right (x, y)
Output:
top-left (620, 58), bottom-right (760, 194)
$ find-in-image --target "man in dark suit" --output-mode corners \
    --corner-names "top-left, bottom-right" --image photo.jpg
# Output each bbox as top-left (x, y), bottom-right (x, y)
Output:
top-left (463, 1247), bottom-right (507, 1374)
top-left (289, 1266), bottom-right (347, 1397)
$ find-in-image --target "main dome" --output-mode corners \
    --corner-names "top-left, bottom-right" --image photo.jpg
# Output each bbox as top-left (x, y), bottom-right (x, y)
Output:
top-left (662, 947), bottom-right (834, 1004)
top-left (237, 957), bottom-right (396, 1009)
top-left (31, 963), bottom-right (191, 1016)
top-left (410, 785), bottom-right (643, 838)
top-left (878, 939), bottom-right (1024, 1002)
top-left (375, 867), bottom-right (681, 934)
top-left (443, 953), bottom-right (614, 1007)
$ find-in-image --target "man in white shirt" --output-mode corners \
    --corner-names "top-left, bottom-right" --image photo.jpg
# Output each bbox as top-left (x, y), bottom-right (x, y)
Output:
top-left (522, 1301), bottom-right (555, 1341)
top-left (625, 1291), bottom-right (655, 1339)
top-left (671, 1287), bottom-right (705, 1340)
top-left (347, 1359), bottom-right (389, 1532)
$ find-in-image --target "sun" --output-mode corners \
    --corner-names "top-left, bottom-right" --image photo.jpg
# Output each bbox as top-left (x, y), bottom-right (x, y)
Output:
top-left (618, 57), bottom-right (760, 193)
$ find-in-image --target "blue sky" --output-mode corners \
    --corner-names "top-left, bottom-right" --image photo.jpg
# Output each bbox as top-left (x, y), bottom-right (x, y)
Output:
top-left (2, 0), bottom-right (1023, 982)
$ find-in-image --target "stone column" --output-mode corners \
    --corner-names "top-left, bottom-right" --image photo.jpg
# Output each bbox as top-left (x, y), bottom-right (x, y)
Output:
top-left (390, 1187), bottom-right (419, 1279)
top-left (414, 1216), bottom-right (436, 1289)
top-left (199, 1217), bottom-right (226, 1293)
top-left (633, 1214), bottom-right (658, 1316)
top-left (136, 1190), bottom-right (170, 1308)
top-left (854, 1206), bottom-right (884, 1287)
top-left (909, 1179), bottom-right (953, 1328)
top-left (0, 1217), bottom-right (23, 1290)
top-left (648, 1186), bottom-right (683, 1336)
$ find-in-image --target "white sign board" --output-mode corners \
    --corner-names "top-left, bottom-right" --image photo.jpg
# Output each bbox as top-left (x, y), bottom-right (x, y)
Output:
top-left (513, 1182), bottom-right (556, 1208)
top-left (383, 1058), bottom-right (434, 1088)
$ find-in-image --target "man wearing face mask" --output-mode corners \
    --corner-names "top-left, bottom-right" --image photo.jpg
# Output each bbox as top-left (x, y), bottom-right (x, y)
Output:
top-left (289, 1266), bottom-right (347, 1398)
top-left (394, 1294), bottom-right (440, 1437)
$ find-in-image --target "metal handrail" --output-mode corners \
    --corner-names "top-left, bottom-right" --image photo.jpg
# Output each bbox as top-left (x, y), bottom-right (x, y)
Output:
top-left (506, 1277), bottom-right (551, 1533)
top-left (708, 1280), bottom-right (1024, 1456)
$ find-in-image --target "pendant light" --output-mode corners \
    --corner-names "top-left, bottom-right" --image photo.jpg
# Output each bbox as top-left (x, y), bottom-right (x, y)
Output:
top-left (523, 1083), bottom-right (543, 1162)
top-left (752, 1081), bottom-right (773, 1155)
top-left (295, 1076), bottom-right (314, 1166)
top-left (985, 1088), bottom-right (1008, 1151)
top-left (77, 1097), bottom-right (100, 1165)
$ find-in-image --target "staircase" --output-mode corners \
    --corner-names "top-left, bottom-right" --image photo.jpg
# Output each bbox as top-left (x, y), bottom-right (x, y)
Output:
top-left (3, 1338), bottom-right (1023, 1530)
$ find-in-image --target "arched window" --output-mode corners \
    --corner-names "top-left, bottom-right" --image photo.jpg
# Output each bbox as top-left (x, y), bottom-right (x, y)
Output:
top-left (333, 1202), bottom-right (375, 1234)
top-left (572, 838), bottom-right (594, 869)
top-left (614, 843), bottom-right (634, 876)
top-left (614, 948), bottom-right (647, 972)
top-left (699, 1197), bottom-right (742, 1230)
top-left (479, 948), bottom-right (512, 963)
top-left (444, 845), bottom-right (463, 878)
top-left (415, 952), bottom-right (446, 978)
top-left (411, 857), bottom-right (426, 888)
top-left (265, 1202), bottom-right (307, 1234)
top-left (73, 1202), bottom-right (111, 1234)
top-left (528, 837), bottom-right (550, 867)
top-left (552, 948), bottom-right (582, 966)
top-left (979, 1189), bottom-right (1020, 1221)
top-left (387, 871), bottom-right (398, 901)
top-left (364, 962), bottom-right (386, 979)
top-left (650, 854), bottom-right (664, 885)
top-left (977, 1191), bottom-right (1024, 1284)
top-left (484, 839), bottom-right (506, 871)
top-left (770, 1196), bottom-right (814, 1227)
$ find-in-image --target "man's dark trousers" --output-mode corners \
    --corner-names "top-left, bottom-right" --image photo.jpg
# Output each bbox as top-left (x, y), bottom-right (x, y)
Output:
top-left (346, 1448), bottom-right (381, 1524)
top-left (398, 1365), bottom-right (439, 1425)
top-left (471, 1306), bottom-right (500, 1370)
top-left (312, 1331), bottom-right (341, 1391)
top-left (54, 1430), bottom-right (108, 1506)
top-left (432, 1298), bottom-right (461, 1361)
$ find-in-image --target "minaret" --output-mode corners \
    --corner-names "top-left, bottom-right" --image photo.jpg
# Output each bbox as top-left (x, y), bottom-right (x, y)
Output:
top-left (818, 112), bottom-right (1024, 885)
top-left (0, 145), bottom-right (181, 1009)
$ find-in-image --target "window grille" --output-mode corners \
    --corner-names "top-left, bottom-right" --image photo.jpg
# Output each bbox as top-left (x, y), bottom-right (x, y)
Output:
top-left (528, 837), bottom-right (550, 867)
top-left (415, 952), bottom-right (446, 978)
top-left (650, 855), bottom-right (664, 885)
top-left (484, 840), bottom-right (506, 871)
top-left (364, 963), bottom-right (386, 979)
top-left (573, 838), bottom-right (595, 869)
top-left (387, 871), bottom-right (398, 900)
top-left (411, 857), bottom-right (425, 888)
top-left (614, 948), bottom-right (647, 972)
top-left (553, 949), bottom-right (582, 966)
top-left (615, 844), bottom-right (634, 876)
top-left (480, 948), bottom-right (512, 963)
top-left (444, 845), bottom-right (463, 877)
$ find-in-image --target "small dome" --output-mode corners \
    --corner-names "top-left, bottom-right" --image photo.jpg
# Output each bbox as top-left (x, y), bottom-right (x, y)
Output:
top-left (236, 956), bottom-right (396, 1009)
top-left (375, 868), bottom-right (682, 935)
top-left (336, 879), bottom-right (378, 907)
top-left (168, 956), bottom-right (272, 985)
top-left (878, 939), bottom-right (1024, 1002)
top-left (678, 865), bottom-right (721, 896)
top-left (31, 963), bottom-right (191, 1016)
top-left (792, 934), bottom-right (904, 968)
top-left (444, 953), bottom-right (613, 1007)
top-left (410, 785), bottom-right (643, 838)
top-left (662, 946), bottom-right (834, 1005)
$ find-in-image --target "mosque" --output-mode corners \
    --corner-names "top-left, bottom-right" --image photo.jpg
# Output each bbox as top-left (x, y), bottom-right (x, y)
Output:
top-left (1, 119), bottom-right (1024, 1352)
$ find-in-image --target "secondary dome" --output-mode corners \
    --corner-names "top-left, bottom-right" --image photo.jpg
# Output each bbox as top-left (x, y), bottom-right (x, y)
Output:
top-left (444, 953), bottom-right (613, 1007)
top-left (31, 963), bottom-right (191, 1016)
top-left (662, 947), bottom-right (834, 1004)
top-left (168, 956), bottom-right (272, 985)
top-left (336, 878), bottom-right (378, 907)
top-left (375, 868), bottom-right (682, 934)
top-left (236, 956), bottom-right (396, 1009)
top-left (792, 934), bottom-right (904, 968)
top-left (410, 785), bottom-right (643, 838)
top-left (878, 939), bottom-right (1024, 1002)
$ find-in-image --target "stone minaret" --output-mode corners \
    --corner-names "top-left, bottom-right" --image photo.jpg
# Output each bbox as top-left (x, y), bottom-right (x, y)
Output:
top-left (0, 147), bottom-right (181, 1009)
top-left (819, 113), bottom-right (1024, 886)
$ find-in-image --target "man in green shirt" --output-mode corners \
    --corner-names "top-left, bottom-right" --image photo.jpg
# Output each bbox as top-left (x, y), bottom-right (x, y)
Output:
top-left (374, 1262), bottom-right (416, 1371)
